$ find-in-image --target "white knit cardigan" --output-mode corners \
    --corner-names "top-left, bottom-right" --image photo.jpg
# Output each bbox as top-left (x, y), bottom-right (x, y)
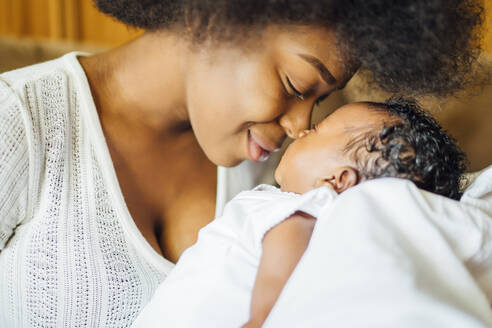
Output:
top-left (0, 52), bottom-right (273, 328)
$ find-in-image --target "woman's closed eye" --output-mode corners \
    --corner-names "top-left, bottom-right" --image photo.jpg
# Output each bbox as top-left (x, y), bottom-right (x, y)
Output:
top-left (286, 76), bottom-right (305, 101)
top-left (285, 76), bottom-right (330, 108)
top-left (284, 74), bottom-right (332, 114)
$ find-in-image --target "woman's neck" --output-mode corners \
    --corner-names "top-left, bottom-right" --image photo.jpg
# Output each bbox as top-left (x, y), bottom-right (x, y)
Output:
top-left (79, 31), bottom-right (190, 141)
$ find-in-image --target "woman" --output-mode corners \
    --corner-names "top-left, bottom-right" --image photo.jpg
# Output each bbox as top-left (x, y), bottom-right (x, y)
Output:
top-left (0, 0), bottom-right (484, 327)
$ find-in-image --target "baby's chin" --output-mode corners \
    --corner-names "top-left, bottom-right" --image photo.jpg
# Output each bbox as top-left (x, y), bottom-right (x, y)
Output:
top-left (273, 166), bottom-right (283, 187)
top-left (279, 185), bottom-right (302, 194)
top-left (274, 169), bottom-right (294, 193)
top-left (275, 165), bottom-right (308, 194)
top-left (275, 160), bottom-right (317, 194)
top-left (277, 178), bottom-right (313, 194)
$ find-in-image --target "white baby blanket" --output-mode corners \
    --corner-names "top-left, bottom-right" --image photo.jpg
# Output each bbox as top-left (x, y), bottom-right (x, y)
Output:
top-left (135, 166), bottom-right (492, 327)
top-left (264, 167), bottom-right (492, 327)
top-left (133, 185), bottom-right (337, 328)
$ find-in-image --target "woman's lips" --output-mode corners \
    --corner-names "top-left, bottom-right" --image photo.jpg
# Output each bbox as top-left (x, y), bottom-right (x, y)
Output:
top-left (248, 130), bottom-right (272, 162)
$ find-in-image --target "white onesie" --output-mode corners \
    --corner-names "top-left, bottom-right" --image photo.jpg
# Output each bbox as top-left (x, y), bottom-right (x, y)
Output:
top-left (132, 184), bottom-right (336, 328)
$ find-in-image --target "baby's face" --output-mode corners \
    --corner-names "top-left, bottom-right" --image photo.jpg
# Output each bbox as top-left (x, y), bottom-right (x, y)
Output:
top-left (275, 103), bottom-right (389, 194)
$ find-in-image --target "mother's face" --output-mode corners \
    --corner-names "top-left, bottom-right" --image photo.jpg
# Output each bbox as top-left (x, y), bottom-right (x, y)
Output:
top-left (184, 26), bottom-right (356, 167)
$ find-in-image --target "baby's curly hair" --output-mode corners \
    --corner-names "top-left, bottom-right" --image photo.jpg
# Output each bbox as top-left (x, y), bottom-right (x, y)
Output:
top-left (344, 98), bottom-right (467, 200)
top-left (94, 0), bottom-right (484, 97)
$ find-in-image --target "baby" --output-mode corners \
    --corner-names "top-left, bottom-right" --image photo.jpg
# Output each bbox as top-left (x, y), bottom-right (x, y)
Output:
top-left (132, 97), bottom-right (466, 328)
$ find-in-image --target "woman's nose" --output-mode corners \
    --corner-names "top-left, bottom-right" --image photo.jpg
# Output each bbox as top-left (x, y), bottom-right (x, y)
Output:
top-left (278, 104), bottom-right (312, 139)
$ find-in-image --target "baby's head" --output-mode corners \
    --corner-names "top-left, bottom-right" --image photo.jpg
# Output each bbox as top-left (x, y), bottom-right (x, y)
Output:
top-left (275, 97), bottom-right (467, 200)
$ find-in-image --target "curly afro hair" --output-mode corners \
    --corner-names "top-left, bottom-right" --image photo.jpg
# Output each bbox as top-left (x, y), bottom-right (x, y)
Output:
top-left (344, 97), bottom-right (467, 200)
top-left (94, 0), bottom-right (485, 97)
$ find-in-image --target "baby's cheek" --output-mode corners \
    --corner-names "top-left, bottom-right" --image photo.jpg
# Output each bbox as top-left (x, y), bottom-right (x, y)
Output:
top-left (283, 164), bottom-right (308, 194)
top-left (276, 143), bottom-right (312, 192)
top-left (274, 165), bottom-right (283, 186)
top-left (296, 159), bottom-right (326, 193)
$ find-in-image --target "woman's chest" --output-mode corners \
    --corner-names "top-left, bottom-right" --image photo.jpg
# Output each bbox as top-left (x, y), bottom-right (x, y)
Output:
top-left (109, 134), bottom-right (218, 263)
top-left (0, 161), bottom-right (171, 328)
top-left (124, 167), bottom-right (218, 264)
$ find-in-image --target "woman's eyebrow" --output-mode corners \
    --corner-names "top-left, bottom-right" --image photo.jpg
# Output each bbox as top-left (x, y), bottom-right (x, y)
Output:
top-left (297, 53), bottom-right (337, 85)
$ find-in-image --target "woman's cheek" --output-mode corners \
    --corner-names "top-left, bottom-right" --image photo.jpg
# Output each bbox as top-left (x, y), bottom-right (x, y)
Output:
top-left (239, 88), bottom-right (286, 124)
top-left (187, 72), bottom-right (237, 130)
top-left (236, 59), bottom-right (288, 123)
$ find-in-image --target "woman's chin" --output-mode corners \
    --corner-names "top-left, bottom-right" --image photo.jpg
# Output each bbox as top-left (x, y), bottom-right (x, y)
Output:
top-left (217, 158), bottom-right (243, 168)
top-left (200, 149), bottom-right (239, 168)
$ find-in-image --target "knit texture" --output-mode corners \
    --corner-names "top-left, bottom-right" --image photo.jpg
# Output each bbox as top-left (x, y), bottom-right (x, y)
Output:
top-left (0, 54), bottom-right (173, 328)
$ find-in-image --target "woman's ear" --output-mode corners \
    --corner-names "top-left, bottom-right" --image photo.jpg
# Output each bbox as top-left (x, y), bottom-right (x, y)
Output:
top-left (314, 166), bottom-right (359, 193)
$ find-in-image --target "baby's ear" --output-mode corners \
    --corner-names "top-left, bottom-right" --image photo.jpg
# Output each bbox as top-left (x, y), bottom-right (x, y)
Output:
top-left (315, 166), bottom-right (359, 193)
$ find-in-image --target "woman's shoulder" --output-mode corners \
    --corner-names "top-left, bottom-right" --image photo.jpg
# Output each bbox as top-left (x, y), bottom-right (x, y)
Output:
top-left (0, 52), bottom-right (95, 211)
top-left (0, 52), bottom-right (85, 89)
top-left (0, 53), bottom-right (92, 116)
top-left (0, 76), bottom-right (31, 250)
top-left (0, 52), bottom-right (93, 146)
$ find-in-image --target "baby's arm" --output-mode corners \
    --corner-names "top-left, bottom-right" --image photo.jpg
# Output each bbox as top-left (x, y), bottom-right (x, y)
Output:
top-left (243, 211), bottom-right (316, 328)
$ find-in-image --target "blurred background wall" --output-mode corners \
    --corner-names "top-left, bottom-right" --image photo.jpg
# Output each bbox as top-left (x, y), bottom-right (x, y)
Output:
top-left (0, 0), bottom-right (142, 46)
top-left (0, 0), bottom-right (491, 171)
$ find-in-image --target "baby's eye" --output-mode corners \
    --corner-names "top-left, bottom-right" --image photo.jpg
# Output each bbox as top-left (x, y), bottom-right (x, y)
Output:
top-left (309, 123), bottom-right (318, 131)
